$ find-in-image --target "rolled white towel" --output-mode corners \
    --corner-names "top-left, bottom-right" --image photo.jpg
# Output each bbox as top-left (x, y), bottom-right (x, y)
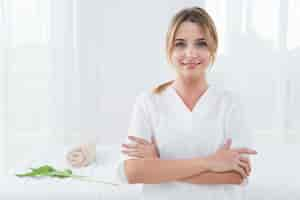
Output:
top-left (66, 143), bottom-right (96, 168)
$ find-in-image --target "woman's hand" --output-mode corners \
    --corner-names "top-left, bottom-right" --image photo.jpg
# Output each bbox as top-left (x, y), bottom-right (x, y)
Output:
top-left (121, 135), bottom-right (160, 159)
top-left (206, 138), bottom-right (257, 179)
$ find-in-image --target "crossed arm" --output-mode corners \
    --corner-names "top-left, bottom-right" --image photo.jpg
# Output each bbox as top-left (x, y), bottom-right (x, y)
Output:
top-left (122, 136), bottom-right (250, 185)
top-left (178, 171), bottom-right (244, 184)
top-left (123, 158), bottom-right (245, 184)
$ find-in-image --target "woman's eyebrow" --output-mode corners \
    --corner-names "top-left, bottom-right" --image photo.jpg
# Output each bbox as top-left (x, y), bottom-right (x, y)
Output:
top-left (174, 38), bottom-right (185, 42)
top-left (195, 38), bottom-right (206, 41)
top-left (174, 38), bottom-right (206, 42)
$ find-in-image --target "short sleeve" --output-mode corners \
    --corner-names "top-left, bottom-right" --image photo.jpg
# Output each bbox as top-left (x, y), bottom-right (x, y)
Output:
top-left (114, 93), bottom-right (153, 184)
top-left (224, 93), bottom-right (253, 150)
top-left (223, 93), bottom-right (254, 187)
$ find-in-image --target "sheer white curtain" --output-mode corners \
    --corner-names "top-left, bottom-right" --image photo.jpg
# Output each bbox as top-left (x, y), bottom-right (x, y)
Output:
top-left (206, 0), bottom-right (286, 137)
top-left (206, 0), bottom-right (300, 143)
top-left (0, 0), bottom-right (101, 175)
top-left (0, 0), bottom-right (8, 175)
top-left (49, 0), bottom-right (102, 145)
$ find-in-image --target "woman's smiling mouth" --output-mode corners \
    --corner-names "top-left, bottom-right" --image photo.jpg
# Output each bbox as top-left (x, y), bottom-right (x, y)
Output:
top-left (182, 62), bottom-right (201, 69)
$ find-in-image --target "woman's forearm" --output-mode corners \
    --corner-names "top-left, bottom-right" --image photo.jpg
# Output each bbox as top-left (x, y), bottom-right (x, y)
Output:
top-left (124, 158), bottom-right (210, 184)
top-left (178, 171), bottom-right (243, 185)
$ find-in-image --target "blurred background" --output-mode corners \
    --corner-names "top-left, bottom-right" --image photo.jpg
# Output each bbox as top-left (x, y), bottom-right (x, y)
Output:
top-left (0, 0), bottom-right (300, 175)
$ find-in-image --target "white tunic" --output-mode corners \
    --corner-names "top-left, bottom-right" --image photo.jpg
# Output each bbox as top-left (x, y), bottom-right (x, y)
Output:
top-left (116, 84), bottom-right (253, 200)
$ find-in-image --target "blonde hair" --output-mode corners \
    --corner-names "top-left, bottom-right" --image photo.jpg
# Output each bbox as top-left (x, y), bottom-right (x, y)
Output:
top-left (153, 7), bottom-right (218, 94)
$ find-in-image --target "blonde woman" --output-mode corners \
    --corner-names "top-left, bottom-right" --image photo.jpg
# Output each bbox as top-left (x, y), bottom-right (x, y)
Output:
top-left (117, 7), bottom-right (257, 200)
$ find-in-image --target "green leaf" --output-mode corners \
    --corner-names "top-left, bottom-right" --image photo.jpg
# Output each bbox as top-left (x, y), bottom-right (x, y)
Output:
top-left (16, 171), bottom-right (41, 177)
top-left (30, 165), bottom-right (55, 173)
top-left (16, 165), bottom-right (56, 177)
top-left (48, 169), bottom-right (73, 178)
top-left (48, 171), bottom-right (70, 178)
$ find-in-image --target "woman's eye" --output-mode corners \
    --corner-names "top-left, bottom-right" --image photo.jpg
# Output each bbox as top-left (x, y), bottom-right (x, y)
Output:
top-left (174, 42), bottom-right (185, 48)
top-left (195, 42), bottom-right (207, 48)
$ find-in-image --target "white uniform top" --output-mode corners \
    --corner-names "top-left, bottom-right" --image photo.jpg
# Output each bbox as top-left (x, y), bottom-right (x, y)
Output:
top-left (116, 84), bottom-right (253, 200)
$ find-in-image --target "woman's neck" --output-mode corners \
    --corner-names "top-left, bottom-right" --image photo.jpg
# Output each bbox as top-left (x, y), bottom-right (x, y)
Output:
top-left (172, 74), bottom-right (208, 96)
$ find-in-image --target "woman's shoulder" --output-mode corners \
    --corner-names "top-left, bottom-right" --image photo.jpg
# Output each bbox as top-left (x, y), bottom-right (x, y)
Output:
top-left (134, 84), bottom-right (172, 109)
top-left (134, 90), bottom-right (154, 104)
top-left (135, 88), bottom-right (165, 103)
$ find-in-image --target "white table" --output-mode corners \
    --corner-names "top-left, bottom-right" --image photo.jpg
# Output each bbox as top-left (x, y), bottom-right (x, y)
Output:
top-left (1, 142), bottom-right (299, 200)
top-left (0, 144), bottom-right (142, 200)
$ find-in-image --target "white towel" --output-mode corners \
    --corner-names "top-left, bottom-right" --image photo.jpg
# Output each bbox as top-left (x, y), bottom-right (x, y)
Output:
top-left (66, 143), bottom-right (96, 168)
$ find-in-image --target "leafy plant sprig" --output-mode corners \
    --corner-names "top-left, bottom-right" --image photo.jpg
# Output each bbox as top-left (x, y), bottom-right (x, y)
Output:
top-left (16, 165), bottom-right (119, 186)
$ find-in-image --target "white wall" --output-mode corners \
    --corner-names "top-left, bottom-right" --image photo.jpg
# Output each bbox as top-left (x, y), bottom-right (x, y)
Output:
top-left (95, 0), bottom-right (176, 144)
top-left (0, 39), bottom-right (6, 176)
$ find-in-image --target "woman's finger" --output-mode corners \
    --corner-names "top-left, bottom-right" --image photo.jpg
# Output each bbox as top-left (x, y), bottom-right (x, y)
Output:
top-left (234, 165), bottom-right (247, 179)
top-left (233, 148), bottom-right (257, 155)
top-left (122, 143), bottom-right (147, 154)
top-left (122, 149), bottom-right (140, 155)
top-left (238, 160), bottom-right (249, 176)
top-left (128, 136), bottom-right (149, 145)
top-left (122, 150), bottom-right (144, 158)
top-left (239, 156), bottom-right (249, 163)
top-left (240, 157), bottom-right (251, 172)
top-left (221, 138), bottom-right (232, 150)
top-left (122, 143), bottom-right (144, 149)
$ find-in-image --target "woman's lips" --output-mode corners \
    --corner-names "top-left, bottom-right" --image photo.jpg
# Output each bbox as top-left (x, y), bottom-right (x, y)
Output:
top-left (182, 62), bottom-right (200, 69)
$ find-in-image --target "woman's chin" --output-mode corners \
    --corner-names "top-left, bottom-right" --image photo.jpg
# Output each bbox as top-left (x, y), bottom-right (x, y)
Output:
top-left (174, 66), bottom-right (207, 79)
top-left (181, 71), bottom-right (204, 81)
top-left (185, 67), bottom-right (206, 74)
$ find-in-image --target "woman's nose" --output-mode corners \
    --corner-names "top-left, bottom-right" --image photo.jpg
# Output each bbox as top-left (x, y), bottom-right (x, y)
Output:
top-left (185, 46), bottom-right (198, 58)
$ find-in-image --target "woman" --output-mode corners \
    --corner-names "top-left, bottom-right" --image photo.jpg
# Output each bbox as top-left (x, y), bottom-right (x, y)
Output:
top-left (117, 6), bottom-right (257, 200)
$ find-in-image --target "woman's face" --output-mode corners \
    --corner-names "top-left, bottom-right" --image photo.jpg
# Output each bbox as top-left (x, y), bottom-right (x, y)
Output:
top-left (170, 21), bottom-right (211, 80)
